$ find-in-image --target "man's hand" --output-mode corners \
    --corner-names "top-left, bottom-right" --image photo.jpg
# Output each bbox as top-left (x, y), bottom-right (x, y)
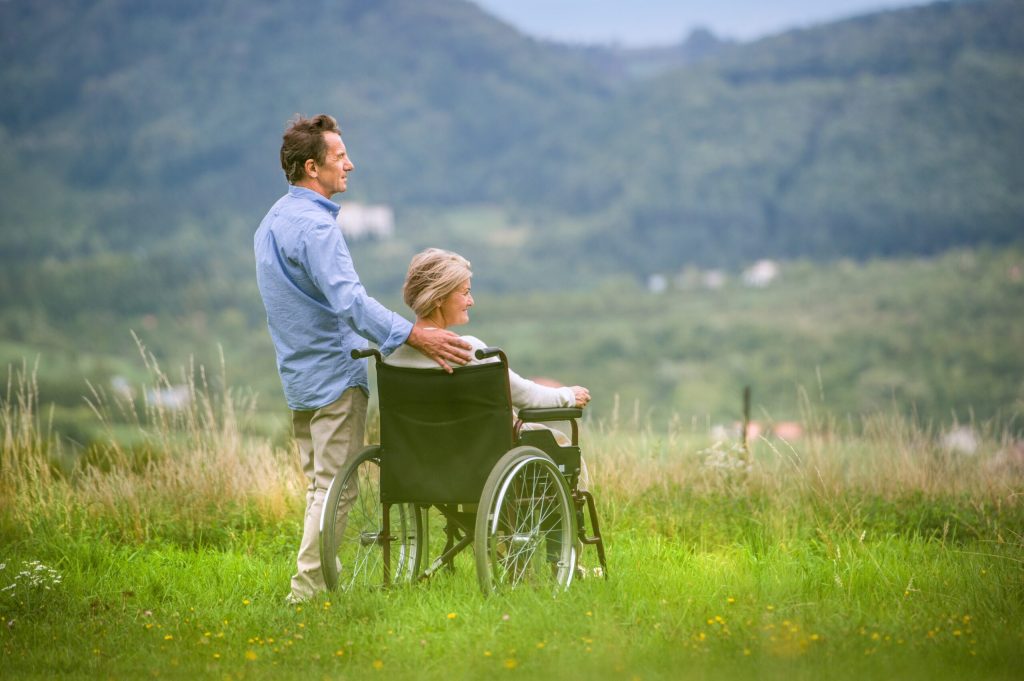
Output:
top-left (406, 325), bottom-right (473, 373)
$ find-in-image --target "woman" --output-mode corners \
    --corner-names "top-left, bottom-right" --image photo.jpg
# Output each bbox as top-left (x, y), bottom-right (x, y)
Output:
top-left (385, 248), bottom-right (591, 449)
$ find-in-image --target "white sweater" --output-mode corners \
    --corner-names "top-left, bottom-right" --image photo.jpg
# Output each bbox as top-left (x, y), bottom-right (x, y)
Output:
top-left (384, 334), bottom-right (576, 412)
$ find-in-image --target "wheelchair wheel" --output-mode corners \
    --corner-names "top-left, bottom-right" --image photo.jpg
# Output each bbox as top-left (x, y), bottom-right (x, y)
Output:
top-left (475, 446), bottom-right (577, 595)
top-left (320, 446), bottom-right (424, 591)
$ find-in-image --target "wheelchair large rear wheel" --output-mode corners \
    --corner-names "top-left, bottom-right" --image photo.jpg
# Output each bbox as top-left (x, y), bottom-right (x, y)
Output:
top-left (475, 446), bottom-right (577, 595)
top-left (320, 446), bottom-right (424, 591)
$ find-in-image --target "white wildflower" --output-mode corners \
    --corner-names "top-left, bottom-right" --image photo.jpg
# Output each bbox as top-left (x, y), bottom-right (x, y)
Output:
top-left (0, 560), bottom-right (62, 599)
top-left (700, 442), bottom-right (752, 475)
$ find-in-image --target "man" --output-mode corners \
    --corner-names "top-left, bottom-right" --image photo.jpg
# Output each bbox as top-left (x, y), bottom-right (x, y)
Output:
top-left (254, 114), bottom-right (470, 603)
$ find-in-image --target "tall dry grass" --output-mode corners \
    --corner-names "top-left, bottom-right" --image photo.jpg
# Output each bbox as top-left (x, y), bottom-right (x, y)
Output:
top-left (588, 392), bottom-right (1024, 505)
top-left (0, 359), bottom-right (68, 524)
top-left (3, 346), bottom-right (1022, 544)
top-left (1, 342), bottom-right (303, 541)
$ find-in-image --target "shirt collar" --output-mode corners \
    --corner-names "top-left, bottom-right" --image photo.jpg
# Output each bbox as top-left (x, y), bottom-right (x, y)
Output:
top-left (288, 185), bottom-right (341, 218)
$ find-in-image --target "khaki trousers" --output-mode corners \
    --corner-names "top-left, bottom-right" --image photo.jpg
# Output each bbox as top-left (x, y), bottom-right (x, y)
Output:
top-left (289, 387), bottom-right (367, 601)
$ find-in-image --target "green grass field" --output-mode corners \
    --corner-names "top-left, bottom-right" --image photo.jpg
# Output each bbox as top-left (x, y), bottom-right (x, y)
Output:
top-left (2, 369), bottom-right (1022, 680)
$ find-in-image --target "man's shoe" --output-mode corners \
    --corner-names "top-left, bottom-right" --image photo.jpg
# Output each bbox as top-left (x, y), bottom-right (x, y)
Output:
top-left (284, 592), bottom-right (307, 605)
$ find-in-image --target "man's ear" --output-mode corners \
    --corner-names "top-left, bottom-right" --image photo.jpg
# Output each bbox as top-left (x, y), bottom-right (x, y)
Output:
top-left (304, 158), bottom-right (318, 178)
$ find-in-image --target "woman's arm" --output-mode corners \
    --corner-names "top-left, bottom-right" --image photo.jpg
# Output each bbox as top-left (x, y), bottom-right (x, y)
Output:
top-left (507, 368), bottom-right (576, 410)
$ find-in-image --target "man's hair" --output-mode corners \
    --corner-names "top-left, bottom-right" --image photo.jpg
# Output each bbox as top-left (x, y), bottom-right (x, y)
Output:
top-left (402, 248), bottom-right (473, 319)
top-left (280, 113), bottom-right (340, 184)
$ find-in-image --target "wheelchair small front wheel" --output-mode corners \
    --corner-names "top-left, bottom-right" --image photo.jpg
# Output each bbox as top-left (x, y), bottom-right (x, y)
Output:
top-left (475, 446), bottom-right (577, 595)
top-left (320, 446), bottom-right (424, 591)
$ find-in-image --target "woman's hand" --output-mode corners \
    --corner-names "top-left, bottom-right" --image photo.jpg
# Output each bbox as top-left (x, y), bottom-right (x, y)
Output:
top-left (570, 386), bottom-right (591, 408)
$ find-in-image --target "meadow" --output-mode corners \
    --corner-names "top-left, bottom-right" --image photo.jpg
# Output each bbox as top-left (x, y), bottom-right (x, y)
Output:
top-left (3, 247), bottom-right (1022, 453)
top-left (2, 359), bottom-right (1022, 680)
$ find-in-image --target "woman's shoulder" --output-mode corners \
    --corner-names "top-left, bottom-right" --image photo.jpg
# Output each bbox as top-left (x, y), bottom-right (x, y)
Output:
top-left (461, 335), bottom-right (489, 350)
top-left (384, 334), bottom-right (490, 369)
top-left (383, 343), bottom-right (433, 367)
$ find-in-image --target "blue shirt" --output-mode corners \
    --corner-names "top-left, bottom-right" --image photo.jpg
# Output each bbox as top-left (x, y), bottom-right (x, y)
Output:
top-left (254, 186), bottom-right (412, 410)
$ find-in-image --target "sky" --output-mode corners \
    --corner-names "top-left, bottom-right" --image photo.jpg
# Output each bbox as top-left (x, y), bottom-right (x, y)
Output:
top-left (471, 0), bottom-right (927, 46)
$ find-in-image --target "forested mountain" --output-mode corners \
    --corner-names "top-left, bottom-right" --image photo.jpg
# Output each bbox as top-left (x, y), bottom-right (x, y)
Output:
top-left (576, 0), bottom-right (1024, 270)
top-left (0, 0), bottom-right (1021, 311)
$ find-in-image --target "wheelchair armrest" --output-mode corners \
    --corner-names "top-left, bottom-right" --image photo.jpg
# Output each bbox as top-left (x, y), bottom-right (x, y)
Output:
top-left (351, 348), bottom-right (383, 362)
top-left (518, 407), bottom-right (582, 422)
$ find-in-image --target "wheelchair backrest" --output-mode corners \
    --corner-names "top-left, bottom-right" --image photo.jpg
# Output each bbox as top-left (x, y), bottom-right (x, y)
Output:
top-left (376, 359), bottom-right (514, 504)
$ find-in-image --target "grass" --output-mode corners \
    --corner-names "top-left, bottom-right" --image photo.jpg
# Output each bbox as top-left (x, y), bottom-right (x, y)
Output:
top-left (2, 362), bottom-right (1023, 679)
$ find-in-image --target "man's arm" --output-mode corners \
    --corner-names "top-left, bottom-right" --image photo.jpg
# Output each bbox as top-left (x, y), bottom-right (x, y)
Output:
top-left (305, 221), bottom-right (413, 354)
top-left (305, 221), bottom-right (471, 370)
top-left (406, 325), bottom-right (472, 374)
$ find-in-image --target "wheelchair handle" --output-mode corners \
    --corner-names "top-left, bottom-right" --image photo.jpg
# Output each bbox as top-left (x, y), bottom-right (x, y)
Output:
top-left (474, 346), bottom-right (506, 362)
top-left (351, 348), bottom-right (383, 362)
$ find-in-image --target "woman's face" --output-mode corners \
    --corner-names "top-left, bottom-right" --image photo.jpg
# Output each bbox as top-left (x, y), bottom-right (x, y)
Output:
top-left (438, 278), bottom-right (473, 327)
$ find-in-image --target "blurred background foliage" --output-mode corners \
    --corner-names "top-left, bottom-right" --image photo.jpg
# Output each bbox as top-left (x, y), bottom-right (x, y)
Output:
top-left (0, 0), bottom-right (1022, 446)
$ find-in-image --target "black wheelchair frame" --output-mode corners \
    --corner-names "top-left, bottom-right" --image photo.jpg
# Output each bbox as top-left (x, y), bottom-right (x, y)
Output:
top-left (319, 346), bottom-right (607, 595)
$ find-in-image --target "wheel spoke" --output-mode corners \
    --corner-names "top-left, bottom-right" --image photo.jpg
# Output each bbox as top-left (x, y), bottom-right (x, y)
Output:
top-left (476, 450), bottom-right (575, 593)
top-left (321, 448), bottom-right (423, 591)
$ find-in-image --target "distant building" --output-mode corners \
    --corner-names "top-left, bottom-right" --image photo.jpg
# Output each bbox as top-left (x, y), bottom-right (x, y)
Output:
top-left (337, 202), bottom-right (395, 240)
top-left (647, 273), bottom-right (668, 294)
top-left (702, 269), bottom-right (726, 290)
top-left (942, 426), bottom-right (979, 456)
top-left (110, 375), bottom-right (133, 399)
top-left (742, 259), bottom-right (779, 288)
top-left (772, 421), bottom-right (803, 440)
top-left (146, 385), bottom-right (192, 411)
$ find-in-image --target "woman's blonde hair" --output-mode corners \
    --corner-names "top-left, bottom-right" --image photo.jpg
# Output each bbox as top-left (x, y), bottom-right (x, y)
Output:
top-left (402, 248), bottom-right (472, 319)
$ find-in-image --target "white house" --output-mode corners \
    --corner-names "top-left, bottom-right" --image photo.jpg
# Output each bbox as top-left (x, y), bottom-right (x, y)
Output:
top-left (742, 259), bottom-right (780, 288)
top-left (647, 274), bottom-right (668, 294)
top-left (146, 385), bottom-right (192, 411)
top-left (337, 203), bottom-right (395, 240)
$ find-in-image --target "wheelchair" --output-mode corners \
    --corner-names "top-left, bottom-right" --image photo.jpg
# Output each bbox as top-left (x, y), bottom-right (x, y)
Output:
top-left (319, 346), bottom-right (607, 595)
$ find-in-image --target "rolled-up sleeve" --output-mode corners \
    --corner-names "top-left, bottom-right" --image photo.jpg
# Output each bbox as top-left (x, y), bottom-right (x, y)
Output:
top-left (304, 221), bottom-right (412, 355)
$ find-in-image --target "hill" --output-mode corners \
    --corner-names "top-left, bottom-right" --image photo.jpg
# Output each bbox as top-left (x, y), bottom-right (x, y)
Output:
top-left (0, 0), bottom-right (1022, 440)
top-left (569, 0), bottom-right (1024, 271)
top-left (1, 0), bottom-right (1022, 286)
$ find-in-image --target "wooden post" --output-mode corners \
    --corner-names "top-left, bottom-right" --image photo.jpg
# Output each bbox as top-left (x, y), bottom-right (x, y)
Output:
top-left (741, 386), bottom-right (751, 459)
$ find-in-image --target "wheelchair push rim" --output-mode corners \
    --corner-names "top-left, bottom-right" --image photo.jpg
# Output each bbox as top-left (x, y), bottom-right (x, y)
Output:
top-left (475, 446), bottom-right (577, 595)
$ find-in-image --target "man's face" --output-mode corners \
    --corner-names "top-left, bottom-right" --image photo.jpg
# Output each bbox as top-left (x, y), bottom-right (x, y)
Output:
top-left (309, 132), bottom-right (354, 198)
